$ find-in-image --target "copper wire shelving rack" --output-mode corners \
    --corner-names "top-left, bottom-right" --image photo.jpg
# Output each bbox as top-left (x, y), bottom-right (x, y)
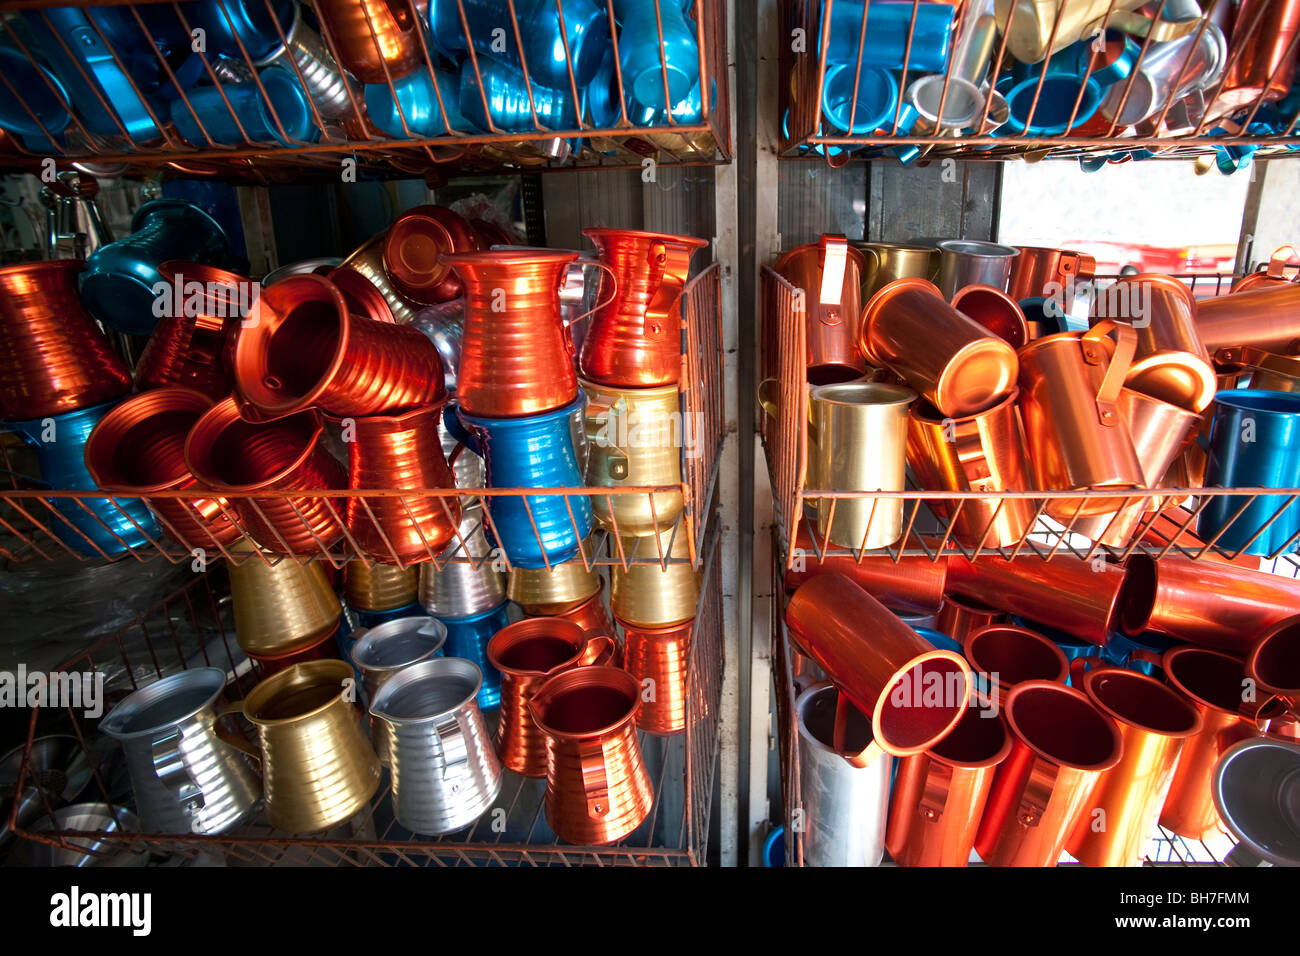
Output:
top-left (761, 265), bottom-right (1300, 576)
top-left (4, 516), bottom-right (722, 867)
top-left (0, 0), bottom-right (730, 180)
top-left (782, 0), bottom-right (1300, 167)
top-left (0, 263), bottom-right (722, 572)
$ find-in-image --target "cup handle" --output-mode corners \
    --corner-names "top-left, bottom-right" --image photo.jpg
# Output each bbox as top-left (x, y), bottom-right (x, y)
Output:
top-left (949, 417), bottom-right (997, 492)
top-left (583, 398), bottom-right (630, 480)
top-left (1082, 320), bottom-right (1136, 428)
top-left (757, 377), bottom-right (780, 419)
top-left (815, 235), bottom-right (849, 326)
top-left (642, 240), bottom-right (697, 335)
top-left (568, 260), bottom-right (620, 326)
top-left (578, 739), bottom-right (612, 819)
top-left (214, 701), bottom-right (262, 762)
top-left (443, 404), bottom-right (480, 456)
top-left (1265, 245), bottom-right (1300, 279)
top-left (579, 634), bottom-right (617, 667)
top-left (151, 728), bottom-right (206, 814)
top-left (1069, 655), bottom-right (1102, 686)
top-left (1126, 648), bottom-right (1164, 672)
top-left (916, 755), bottom-right (953, 819)
top-left (1015, 759), bottom-right (1059, 828)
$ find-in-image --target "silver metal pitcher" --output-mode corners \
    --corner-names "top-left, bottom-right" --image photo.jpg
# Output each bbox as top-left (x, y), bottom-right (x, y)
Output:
top-left (936, 240), bottom-right (1020, 299)
top-left (791, 683), bottom-right (892, 867)
top-left (257, 4), bottom-right (357, 120)
top-left (369, 657), bottom-right (503, 835)
top-left (350, 616), bottom-right (447, 763)
top-left (100, 667), bottom-right (261, 836)
top-left (419, 506), bottom-right (507, 618)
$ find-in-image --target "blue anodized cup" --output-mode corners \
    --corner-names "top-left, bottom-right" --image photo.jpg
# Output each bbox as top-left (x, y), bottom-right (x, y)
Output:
top-left (821, 0), bottom-right (955, 75)
top-left (450, 395), bottom-right (595, 569)
top-left (365, 67), bottom-right (466, 138)
top-left (611, 0), bottom-right (700, 110)
top-left (170, 70), bottom-right (317, 147)
top-left (820, 62), bottom-right (899, 134)
top-left (1198, 390), bottom-right (1300, 557)
top-left (4, 400), bottom-right (160, 557)
top-left (458, 57), bottom-right (580, 133)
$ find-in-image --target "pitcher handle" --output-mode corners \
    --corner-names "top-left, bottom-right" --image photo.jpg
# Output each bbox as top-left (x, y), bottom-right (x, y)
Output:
top-left (584, 397), bottom-right (630, 480)
top-left (1265, 245), bottom-right (1300, 280)
top-left (642, 240), bottom-right (697, 335)
top-left (577, 738), bottom-right (612, 819)
top-left (151, 728), bottom-right (206, 815)
top-left (214, 701), bottom-right (262, 762)
top-left (567, 260), bottom-right (620, 327)
top-left (815, 235), bottom-right (849, 326)
top-left (443, 403), bottom-right (481, 456)
top-left (757, 377), bottom-right (779, 420)
top-left (578, 634), bottom-right (617, 667)
top-left (1081, 320), bottom-right (1136, 428)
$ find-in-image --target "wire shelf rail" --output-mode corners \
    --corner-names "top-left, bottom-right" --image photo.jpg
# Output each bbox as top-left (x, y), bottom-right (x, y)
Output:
top-left (5, 517), bottom-right (723, 867)
top-left (0, 0), bottom-right (730, 180)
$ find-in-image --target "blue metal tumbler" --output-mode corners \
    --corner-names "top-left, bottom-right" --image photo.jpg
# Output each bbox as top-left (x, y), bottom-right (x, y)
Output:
top-left (1198, 390), bottom-right (1300, 557)
top-left (170, 72), bottom-right (316, 147)
top-left (820, 61), bottom-right (899, 134)
top-left (0, 46), bottom-right (71, 142)
top-left (365, 67), bottom-right (465, 138)
top-left (611, 0), bottom-right (700, 110)
top-left (449, 395), bottom-right (595, 569)
top-left (820, 0), bottom-right (955, 75)
top-left (4, 400), bottom-right (159, 557)
top-left (437, 601), bottom-right (511, 712)
top-left (458, 57), bottom-right (580, 133)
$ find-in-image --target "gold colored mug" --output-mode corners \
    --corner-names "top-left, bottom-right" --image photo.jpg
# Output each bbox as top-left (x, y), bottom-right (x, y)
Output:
top-left (217, 660), bottom-right (382, 834)
top-left (343, 562), bottom-right (419, 612)
top-left (610, 529), bottom-right (700, 629)
top-left (227, 548), bottom-right (342, 658)
top-left (508, 534), bottom-right (603, 614)
top-left (852, 241), bottom-right (938, 303)
top-left (807, 378), bottom-right (916, 550)
top-left (582, 378), bottom-right (685, 538)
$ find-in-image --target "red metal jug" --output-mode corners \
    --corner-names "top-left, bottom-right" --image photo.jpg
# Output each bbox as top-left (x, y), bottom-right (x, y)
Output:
top-left (445, 249), bottom-right (615, 417)
top-left (579, 227), bottom-right (709, 387)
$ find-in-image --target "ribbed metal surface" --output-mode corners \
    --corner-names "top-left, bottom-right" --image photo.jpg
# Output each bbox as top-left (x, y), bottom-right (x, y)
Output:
top-left (372, 658), bottom-right (502, 835)
top-left (267, 8), bottom-right (358, 119)
top-left (227, 550), bottom-right (342, 657)
top-left (582, 378), bottom-right (685, 536)
top-left (352, 616), bottom-right (447, 763)
top-left (100, 668), bottom-right (260, 836)
top-left (621, 619), bottom-right (693, 736)
top-left (345, 562), bottom-right (419, 612)
top-left (447, 250), bottom-right (580, 418)
top-left (418, 506), bottom-right (507, 617)
top-left (0, 261), bottom-right (130, 420)
top-left (507, 535), bottom-right (602, 613)
top-left (338, 236), bottom-right (422, 324)
top-left (611, 529), bottom-right (700, 628)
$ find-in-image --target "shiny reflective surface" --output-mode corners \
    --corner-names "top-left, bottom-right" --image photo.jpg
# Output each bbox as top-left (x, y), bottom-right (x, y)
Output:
top-left (227, 548), bottom-right (342, 657)
top-left (610, 528), bottom-right (700, 628)
top-left (621, 618), bottom-right (693, 736)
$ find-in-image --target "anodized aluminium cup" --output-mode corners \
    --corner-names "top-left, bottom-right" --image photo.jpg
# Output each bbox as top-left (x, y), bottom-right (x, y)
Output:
top-left (935, 241), bottom-right (1020, 300)
top-left (774, 236), bottom-right (869, 384)
top-left (886, 694), bottom-right (1011, 867)
top-left (951, 284), bottom-right (1030, 349)
top-left (782, 526), bottom-right (949, 614)
top-left (1195, 281), bottom-right (1300, 354)
top-left (974, 680), bottom-right (1123, 866)
top-left (1197, 390), bottom-right (1300, 557)
top-left (936, 592), bottom-right (1002, 646)
top-left (1067, 667), bottom-right (1203, 867)
top-left (1247, 617), bottom-right (1300, 724)
top-left (1206, 0), bottom-right (1300, 121)
top-left (820, 0), bottom-right (956, 74)
top-left (806, 379), bottom-right (915, 550)
top-left (851, 241), bottom-right (938, 302)
top-left (962, 625), bottom-right (1069, 704)
top-left (993, 0), bottom-right (1150, 64)
top-left (785, 574), bottom-right (974, 759)
top-left (860, 278), bottom-right (1018, 418)
top-left (1006, 246), bottom-right (1096, 306)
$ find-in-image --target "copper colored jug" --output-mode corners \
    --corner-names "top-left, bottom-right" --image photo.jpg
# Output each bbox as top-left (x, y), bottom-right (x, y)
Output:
top-left (886, 695), bottom-right (1011, 866)
top-left (83, 388), bottom-right (241, 550)
top-left (339, 403), bottom-right (461, 564)
top-left (1067, 666), bottom-right (1202, 866)
top-left (1016, 322), bottom-right (1145, 519)
top-left (135, 261), bottom-right (244, 399)
top-left (0, 260), bottom-right (131, 420)
top-left (315, 0), bottom-right (424, 84)
top-left (785, 574), bottom-right (973, 758)
top-left (233, 273), bottom-right (445, 420)
top-left (860, 278), bottom-right (1018, 418)
top-left (1090, 273), bottom-right (1214, 413)
top-left (550, 581), bottom-right (616, 640)
top-left (185, 398), bottom-right (347, 555)
top-left (905, 389), bottom-right (1037, 549)
top-left (487, 618), bottom-right (616, 777)
top-left (1160, 647), bottom-right (1260, 840)
top-left (975, 680), bottom-right (1123, 866)
top-left (774, 235), bottom-right (869, 384)
top-left (529, 666), bottom-right (654, 845)
top-left (447, 249), bottom-right (608, 417)
top-left (579, 227), bottom-right (709, 388)
top-left (620, 617), bottom-right (693, 736)
top-left (1005, 246), bottom-right (1096, 307)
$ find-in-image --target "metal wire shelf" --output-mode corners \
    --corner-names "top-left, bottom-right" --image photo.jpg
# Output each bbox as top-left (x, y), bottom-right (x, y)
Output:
top-left (760, 264), bottom-right (1300, 574)
top-left (0, 263), bottom-right (722, 571)
top-left (0, 0), bottom-right (730, 181)
top-left (781, 0), bottom-right (1300, 167)
top-left (4, 515), bottom-right (723, 867)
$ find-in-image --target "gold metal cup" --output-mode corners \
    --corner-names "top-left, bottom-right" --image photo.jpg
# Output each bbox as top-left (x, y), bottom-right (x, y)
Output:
top-left (343, 562), bottom-right (418, 612)
top-left (227, 548), bottom-right (342, 658)
top-left (610, 529), bottom-right (700, 629)
top-left (507, 534), bottom-right (603, 614)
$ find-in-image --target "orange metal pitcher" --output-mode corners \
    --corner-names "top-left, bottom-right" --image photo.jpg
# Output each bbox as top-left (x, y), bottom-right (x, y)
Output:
top-left (486, 618), bottom-right (616, 777)
top-left (620, 617), bottom-right (693, 736)
top-left (1067, 666), bottom-right (1203, 867)
top-left (886, 695), bottom-right (1011, 866)
top-left (529, 665), bottom-right (654, 846)
top-left (579, 228), bottom-right (709, 387)
top-left (975, 680), bottom-right (1123, 866)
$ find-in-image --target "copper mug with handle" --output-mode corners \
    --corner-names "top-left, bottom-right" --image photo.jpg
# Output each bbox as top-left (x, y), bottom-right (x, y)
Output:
top-left (775, 235), bottom-right (870, 385)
